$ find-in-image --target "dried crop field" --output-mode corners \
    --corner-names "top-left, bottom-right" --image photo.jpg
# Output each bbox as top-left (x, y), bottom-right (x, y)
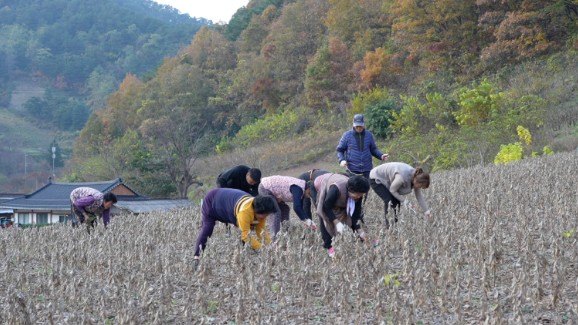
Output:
top-left (1, 153), bottom-right (577, 324)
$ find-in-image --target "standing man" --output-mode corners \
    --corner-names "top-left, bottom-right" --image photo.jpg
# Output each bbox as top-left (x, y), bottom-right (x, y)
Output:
top-left (216, 165), bottom-right (261, 196)
top-left (336, 114), bottom-right (388, 178)
top-left (70, 187), bottom-right (117, 232)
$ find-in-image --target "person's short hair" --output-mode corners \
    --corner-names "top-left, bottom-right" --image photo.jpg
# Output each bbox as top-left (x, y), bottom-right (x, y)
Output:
top-left (347, 175), bottom-right (370, 193)
top-left (248, 168), bottom-right (262, 183)
top-left (253, 195), bottom-right (278, 214)
top-left (103, 192), bottom-right (118, 203)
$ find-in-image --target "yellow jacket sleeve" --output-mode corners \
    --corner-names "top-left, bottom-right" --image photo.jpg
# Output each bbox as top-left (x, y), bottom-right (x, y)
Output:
top-left (236, 198), bottom-right (266, 250)
top-left (254, 218), bottom-right (271, 245)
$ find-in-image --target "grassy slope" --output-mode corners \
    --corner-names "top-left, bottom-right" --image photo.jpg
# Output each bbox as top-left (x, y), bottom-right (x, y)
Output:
top-left (0, 108), bottom-right (54, 152)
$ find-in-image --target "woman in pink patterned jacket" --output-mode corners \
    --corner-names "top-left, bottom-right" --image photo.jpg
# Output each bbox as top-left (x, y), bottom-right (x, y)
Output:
top-left (258, 175), bottom-right (316, 237)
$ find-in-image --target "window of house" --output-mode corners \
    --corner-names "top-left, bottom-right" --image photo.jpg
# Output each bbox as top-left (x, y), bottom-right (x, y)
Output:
top-left (37, 213), bottom-right (48, 224)
top-left (59, 215), bottom-right (71, 223)
top-left (20, 213), bottom-right (31, 224)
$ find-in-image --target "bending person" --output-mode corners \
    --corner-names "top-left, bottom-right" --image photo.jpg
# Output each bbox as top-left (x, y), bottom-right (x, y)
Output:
top-left (258, 175), bottom-right (317, 235)
top-left (193, 188), bottom-right (278, 262)
top-left (314, 174), bottom-right (370, 257)
top-left (369, 162), bottom-right (432, 228)
top-left (70, 187), bottom-right (117, 232)
top-left (216, 165), bottom-right (261, 196)
top-left (297, 169), bottom-right (329, 221)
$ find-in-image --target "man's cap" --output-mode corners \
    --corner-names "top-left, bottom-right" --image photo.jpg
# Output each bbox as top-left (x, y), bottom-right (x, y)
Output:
top-left (353, 114), bottom-right (365, 127)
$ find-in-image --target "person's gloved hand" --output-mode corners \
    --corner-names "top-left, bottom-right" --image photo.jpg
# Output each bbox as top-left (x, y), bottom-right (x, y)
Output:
top-left (402, 200), bottom-right (414, 211)
top-left (424, 209), bottom-right (432, 218)
top-left (381, 154), bottom-right (389, 161)
top-left (303, 219), bottom-right (317, 230)
top-left (340, 160), bottom-right (347, 167)
top-left (335, 222), bottom-right (345, 234)
top-left (358, 229), bottom-right (367, 241)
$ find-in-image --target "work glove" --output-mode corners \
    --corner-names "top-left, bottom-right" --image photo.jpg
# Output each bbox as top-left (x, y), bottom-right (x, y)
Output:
top-left (303, 219), bottom-right (317, 230)
top-left (402, 200), bottom-right (414, 211)
top-left (358, 230), bottom-right (367, 241)
top-left (424, 209), bottom-right (432, 218)
top-left (340, 160), bottom-right (347, 167)
top-left (335, 222), bottom-right (345, 234)
top-left (381, 154), bottom-right (389, 161)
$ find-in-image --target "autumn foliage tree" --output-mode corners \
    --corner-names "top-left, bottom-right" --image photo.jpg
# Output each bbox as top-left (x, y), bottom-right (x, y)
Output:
top-left (477, 0), bottom-right (578, 67)
top-left (67, 0), bottom-right (577, 198)
top-left (305, 38), bottom-right (354, 110)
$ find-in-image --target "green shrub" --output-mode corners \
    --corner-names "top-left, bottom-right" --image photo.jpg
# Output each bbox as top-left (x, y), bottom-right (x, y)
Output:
top-left (494, 142), bottom-right (523, 165)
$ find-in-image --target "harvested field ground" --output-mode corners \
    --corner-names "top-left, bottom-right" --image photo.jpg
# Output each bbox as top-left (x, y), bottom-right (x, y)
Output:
top-left (1, 153), bottom-right (577, 324)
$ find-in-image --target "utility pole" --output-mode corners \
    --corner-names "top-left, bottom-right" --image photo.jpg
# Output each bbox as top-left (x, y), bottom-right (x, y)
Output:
top-left (24, 152), bottom-right (27, 188)
top-left (52, 145), bottom-right (56, 177)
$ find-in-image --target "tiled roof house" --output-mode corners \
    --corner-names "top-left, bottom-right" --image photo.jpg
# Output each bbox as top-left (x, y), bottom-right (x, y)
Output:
top-left (0, 178), bottom-right (194, 226)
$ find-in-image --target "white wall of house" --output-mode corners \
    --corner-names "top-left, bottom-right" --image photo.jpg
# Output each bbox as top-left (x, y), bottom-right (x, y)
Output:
top-left (14, 211), bottom-right (71, 225)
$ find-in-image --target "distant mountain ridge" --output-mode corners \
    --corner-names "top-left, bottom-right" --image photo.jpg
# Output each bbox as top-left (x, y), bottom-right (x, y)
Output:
top-left (0, 0), bottom-right (210, 192)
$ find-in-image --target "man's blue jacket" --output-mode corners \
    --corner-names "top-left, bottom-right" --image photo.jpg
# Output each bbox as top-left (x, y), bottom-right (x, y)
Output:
top-left (336, 128), bottom-right (384, 173)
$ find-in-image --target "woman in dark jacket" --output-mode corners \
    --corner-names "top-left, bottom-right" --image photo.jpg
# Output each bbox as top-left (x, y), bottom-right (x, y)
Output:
top-left (216, 165), bottom-right (261, 196)
top-left (313, 174), bottom-right (371, 257)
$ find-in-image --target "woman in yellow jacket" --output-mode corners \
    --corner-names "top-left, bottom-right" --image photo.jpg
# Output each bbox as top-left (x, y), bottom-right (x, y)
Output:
top-left (193, 188), bottom-right (278, 264)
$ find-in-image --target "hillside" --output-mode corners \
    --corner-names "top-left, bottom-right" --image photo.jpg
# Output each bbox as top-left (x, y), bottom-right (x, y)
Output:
top-left (1, 152), bottom-right (576, 323)
top-left (2, 0), bottom-right (577, 196)
top-left (0, 109), bottom-right (58, 192)
top-left (0, 0), bottom-right (209, 192)
top-left (67, 0), bottom-right (578, 199)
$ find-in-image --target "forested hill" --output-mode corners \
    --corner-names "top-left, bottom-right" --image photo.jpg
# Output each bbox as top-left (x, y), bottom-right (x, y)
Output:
top-left (0, 0), bottom-right (207, 110)
top-left (0, 0), bottom-right (209, 192)
top-left (71, 0), bottom-right (578, 199)
top-left (4, 0), bottom-right (578, 198)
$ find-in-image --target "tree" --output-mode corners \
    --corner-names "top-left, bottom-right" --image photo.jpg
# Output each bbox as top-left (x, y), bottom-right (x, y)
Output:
top-left (391, 0), bottom-right (481, 78)
top-left (351, 87), bottom-right (398, 138)
top-left (305, 38), bottom-right (354, 110)
top-left (478, 0), bottom-right (578, 68)
top-left (238, 5), bottom-right (278, 54)
top-left (325, 0), bottom-right (391, 59)
top-left (136, 64), bottom-right (214, 198)
top-left (260, 0), bottom-right (329, 107)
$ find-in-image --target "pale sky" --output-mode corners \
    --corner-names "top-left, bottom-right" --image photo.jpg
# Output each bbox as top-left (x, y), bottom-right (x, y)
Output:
top-left (154, 0), bottom-right (250, 23)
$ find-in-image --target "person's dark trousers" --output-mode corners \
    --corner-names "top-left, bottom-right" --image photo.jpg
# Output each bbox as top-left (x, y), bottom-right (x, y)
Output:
top-left (370, 179), bottom-right (400, 229)
top-left (309, 185), bottom-right (318, 208)
top-left (302, 197), bottom-right (313, 219)
top-left (318, 216), bottom-right (333, 249)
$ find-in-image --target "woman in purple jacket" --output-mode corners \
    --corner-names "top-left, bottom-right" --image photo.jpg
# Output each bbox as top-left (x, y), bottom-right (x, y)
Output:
top-left (70, 187), bottom-right (117, 232)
